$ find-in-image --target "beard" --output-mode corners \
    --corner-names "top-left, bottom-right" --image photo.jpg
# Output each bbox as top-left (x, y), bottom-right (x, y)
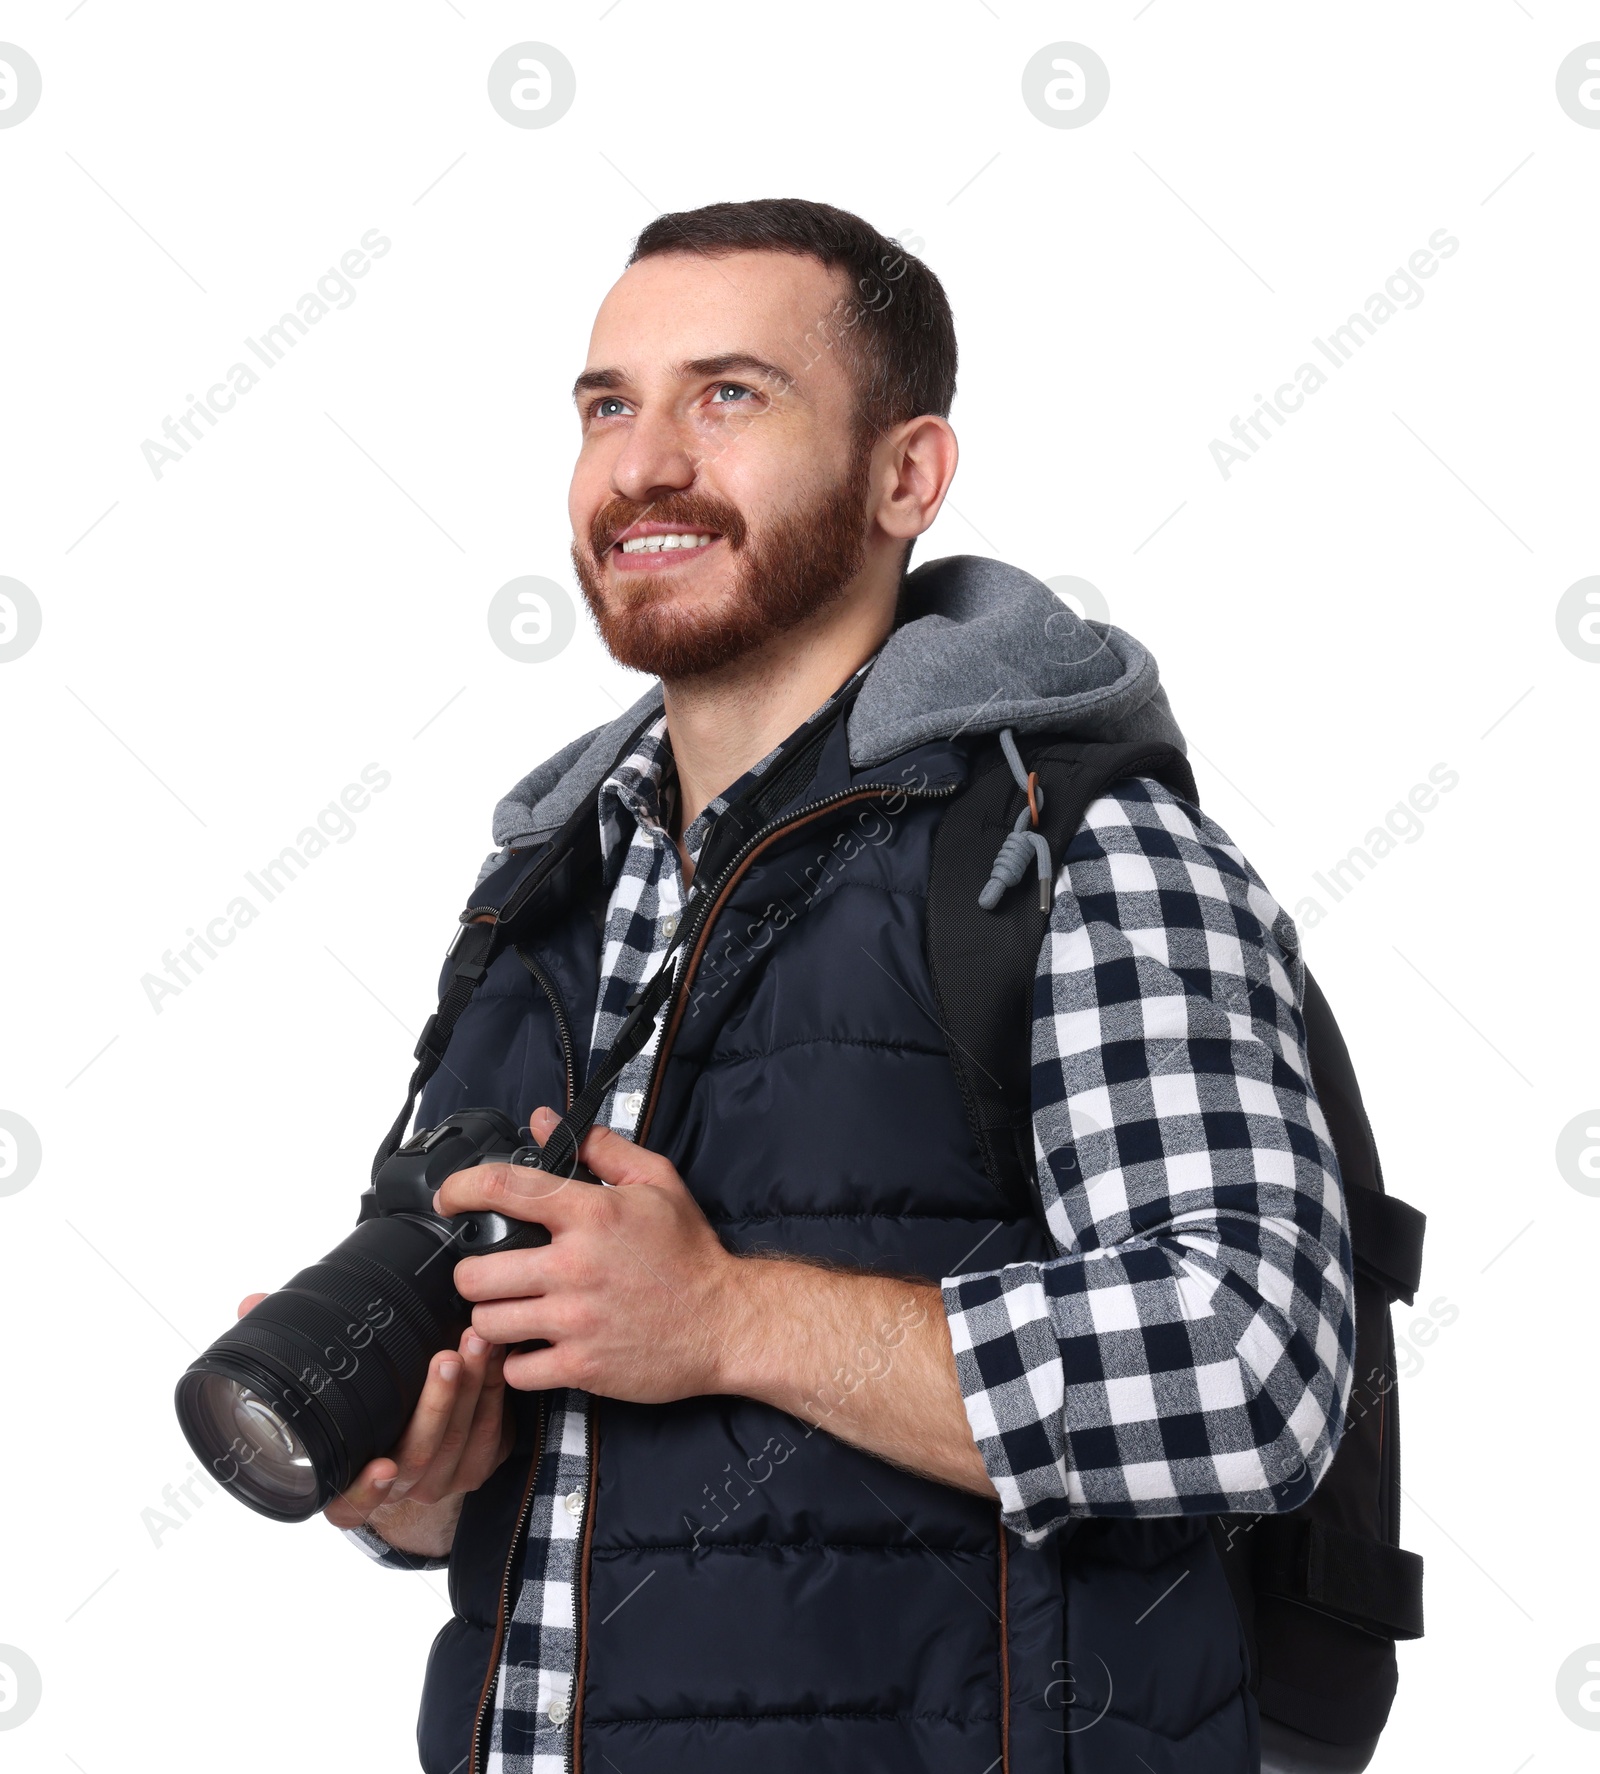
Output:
top-left (570, 439), bottom-right (873, 679)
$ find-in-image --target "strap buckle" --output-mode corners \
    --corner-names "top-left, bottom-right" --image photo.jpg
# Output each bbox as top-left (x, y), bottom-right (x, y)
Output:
top-left (449, 914), bottom-right (497, 960)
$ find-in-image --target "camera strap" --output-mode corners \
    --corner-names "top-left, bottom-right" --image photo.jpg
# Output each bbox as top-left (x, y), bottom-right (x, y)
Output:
top-left (374, 670), bottom-right (860, 1183)
top-left (528, 947), bottom-right (682, 1177)
top-left (369, 715), bottom-right (653, 1184)
top-left (522, 679), bottom-right (859, 1178)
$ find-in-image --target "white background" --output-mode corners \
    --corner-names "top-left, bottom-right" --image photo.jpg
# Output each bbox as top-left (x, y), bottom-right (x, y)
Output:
top-left (1, 3), bottom-right (1596, 1769)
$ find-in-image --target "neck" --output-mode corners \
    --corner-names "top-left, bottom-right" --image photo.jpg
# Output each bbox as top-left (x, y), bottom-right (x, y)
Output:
top-left (661, 585), bottom-right (894, 848)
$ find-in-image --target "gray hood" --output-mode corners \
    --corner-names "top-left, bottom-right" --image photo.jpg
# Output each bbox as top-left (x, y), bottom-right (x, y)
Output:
top-left (490, 554), bottom-right (1185, 851)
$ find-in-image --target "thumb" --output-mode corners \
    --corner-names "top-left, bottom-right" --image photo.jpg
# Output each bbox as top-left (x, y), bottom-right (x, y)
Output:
top-left (237, 1292), bottom-right (268, 1319)
top-left (527, 1105), bottom-right (588, 1178)
top-left (577, 1123), bottom-right (684, 1191)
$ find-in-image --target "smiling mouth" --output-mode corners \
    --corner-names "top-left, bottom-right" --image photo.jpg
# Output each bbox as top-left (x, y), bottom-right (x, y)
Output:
top-left (615, 532), bottom-right (719, 555)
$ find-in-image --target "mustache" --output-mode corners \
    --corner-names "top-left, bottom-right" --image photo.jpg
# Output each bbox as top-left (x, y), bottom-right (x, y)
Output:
top-left (589, 492), bottom-right (748, 560)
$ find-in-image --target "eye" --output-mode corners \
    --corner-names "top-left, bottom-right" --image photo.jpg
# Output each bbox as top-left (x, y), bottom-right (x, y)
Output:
top-left (709, 382), bottom-right (757, 405)
top-left (591, 396), bottom-right (632, 420)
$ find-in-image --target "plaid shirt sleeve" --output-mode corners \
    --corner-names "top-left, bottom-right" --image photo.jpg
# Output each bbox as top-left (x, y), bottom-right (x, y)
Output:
top-left (942, 778), bottom-right (1355, 1546)
top-left (342, 1522), bottom-right (449, 1571)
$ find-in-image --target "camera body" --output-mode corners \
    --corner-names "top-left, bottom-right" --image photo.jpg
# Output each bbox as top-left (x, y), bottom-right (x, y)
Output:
top-left (357, 1106), bottom-right (556, 1251)
top-left (174, 1107), bottom-right (584, 1523)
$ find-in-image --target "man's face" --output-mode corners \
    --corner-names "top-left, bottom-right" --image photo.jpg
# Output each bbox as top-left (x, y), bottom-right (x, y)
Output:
top-left (568, 249), bottom-right (876, 679)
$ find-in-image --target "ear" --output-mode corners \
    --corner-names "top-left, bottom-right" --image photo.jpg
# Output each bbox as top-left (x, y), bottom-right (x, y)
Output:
top-left (872, 415), bottom-right (959, 544)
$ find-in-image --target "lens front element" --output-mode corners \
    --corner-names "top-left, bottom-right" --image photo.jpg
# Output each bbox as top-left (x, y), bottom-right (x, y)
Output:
top-left (174, 1209), bottom-right (475, 1522)
top-left (183, 1372), bottom-right (320, 1514)
top-left (173, 1112), bottom-right (537, 1526)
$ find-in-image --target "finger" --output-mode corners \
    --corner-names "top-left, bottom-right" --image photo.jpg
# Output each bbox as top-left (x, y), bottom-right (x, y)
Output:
top-left (427, 1330), bottom-right (492, 1490)
top-left (386, 1346), bottom-right (469, 1495)
top-left (528, 1105), bottom-right (561, 1145)
top-left (502, 1346), bottom-right (572, 1393)
top-left (469, 1296), bottom-right (564, 1346)
top-left (456, 1343), bottom-right (511, 1488)
top-left (237, 1292), bottom-right (268, 1319)
top-left (324, 1455), bottom-right (401, 1528)
top-left (576, 1123), bottom-right (686, 1190)
top-left (433, 1158), bottom-right (592, 1227)
top-left (453, 1245), bottom-right (554, 1304)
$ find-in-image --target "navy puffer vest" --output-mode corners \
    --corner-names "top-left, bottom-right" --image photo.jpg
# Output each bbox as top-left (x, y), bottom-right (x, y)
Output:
top-left (410, 711), bottom-right (1257, 1774)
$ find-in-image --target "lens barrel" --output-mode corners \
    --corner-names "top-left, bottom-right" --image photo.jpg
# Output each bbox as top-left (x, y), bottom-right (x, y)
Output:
top-left (174, 1107), bottom-right (553, 1523)
top-left (175, 1211), bottom-right (470, 1520)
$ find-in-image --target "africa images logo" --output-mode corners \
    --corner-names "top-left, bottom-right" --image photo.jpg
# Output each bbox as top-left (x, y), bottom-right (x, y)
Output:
top-left (0, 577), bottom-right (42, 662)
top-left (0, 43), bottom-right (43, 129)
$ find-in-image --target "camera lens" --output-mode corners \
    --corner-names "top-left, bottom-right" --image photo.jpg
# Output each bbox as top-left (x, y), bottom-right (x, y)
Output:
top-left (174, 1211), bottom-right (471, 1522)
top-left (174, 1108), bottom-right (553, 1523)
top-left (179, 1373), bottom-right (320, 1514)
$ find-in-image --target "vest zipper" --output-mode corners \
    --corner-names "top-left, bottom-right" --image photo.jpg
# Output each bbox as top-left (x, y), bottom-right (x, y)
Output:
top-left (517, 948), bottom-right (577, 1114)
top-left (996, 1501), bottom-right (1011, 1774)
top-left (632, 777), bottom-right (960, 1144)
top-left (470, 956), bottom-right (577, 1774)
top-left (564, 1406), bottom-right (599, 1774)
top-left (470, 1392), bottom-right (550, 1774)
top-left (551, 775), bottom-right (958, 1768)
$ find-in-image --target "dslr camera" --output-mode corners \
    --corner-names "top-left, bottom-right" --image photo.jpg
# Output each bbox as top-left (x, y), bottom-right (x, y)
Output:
top-left (174, 1108), bottom-right (585, 1522)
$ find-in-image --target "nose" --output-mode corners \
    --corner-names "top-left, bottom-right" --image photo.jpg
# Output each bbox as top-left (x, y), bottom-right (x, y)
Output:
top-left (610, 404), bottom-right (699, 506)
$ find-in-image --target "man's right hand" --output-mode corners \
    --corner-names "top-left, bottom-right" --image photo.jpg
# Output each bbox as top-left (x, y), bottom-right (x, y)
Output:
top-left (234, 1295), bottom-right (515, 1559)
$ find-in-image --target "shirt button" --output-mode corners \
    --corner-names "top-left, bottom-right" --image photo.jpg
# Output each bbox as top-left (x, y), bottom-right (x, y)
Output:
top-left (662, 914), bottom-right (679, 940)
top-left (618, 1090), bottom-right (644, 1123)
top-left (563, 1489), bottom-right (584, 1516)
top-left (547, 1697), bottom-right (569, 1726)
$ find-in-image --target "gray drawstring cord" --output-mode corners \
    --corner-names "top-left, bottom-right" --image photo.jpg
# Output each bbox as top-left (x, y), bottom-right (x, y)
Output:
top-left (978, 729), bottom-right (1053, 912)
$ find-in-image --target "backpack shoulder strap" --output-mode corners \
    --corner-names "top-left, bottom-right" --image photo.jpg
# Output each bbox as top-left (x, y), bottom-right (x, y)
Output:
top-left (368, 781), bottom-right (608, 1181)
top-left (926, 734), bottom-right (1196, 1209)
top-left (1301, 970), bottom-right (1425, 1305)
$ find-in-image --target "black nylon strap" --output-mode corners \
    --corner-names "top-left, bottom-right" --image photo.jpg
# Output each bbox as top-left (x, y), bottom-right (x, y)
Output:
top-left (925, 736), bottom-right (1197, 1212)
top-left (366, 711), bottom-right (661, 1184)
top-left (690, 676), bottom-right (861, 890)
top-left (532, 956), bottom-right (680, 1177)
top-left (1347, 1187), bottom-right (1426, 1306)
top-left (370, 918), bottom-right (498, 1182)
top-left (371, 677), bottom-right (863, 1186)
top-left (1301, 970), bottom-right (1426, 1308)
top-left (533, 677), bottom-right (863, 1175)
top-left (1255, 1520), bottom-right (1425, 1641)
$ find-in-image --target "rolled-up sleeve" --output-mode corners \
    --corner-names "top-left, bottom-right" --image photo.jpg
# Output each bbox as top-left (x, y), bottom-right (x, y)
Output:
top-left (343, 1522), bottom-right (449, 1572)
top-left (943, 778), bottom-right (1355, 1546)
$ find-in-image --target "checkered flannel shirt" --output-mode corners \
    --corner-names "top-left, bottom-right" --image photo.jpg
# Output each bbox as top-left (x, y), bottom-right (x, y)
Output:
top-left (350, 718), bottom-right (1355, 1769)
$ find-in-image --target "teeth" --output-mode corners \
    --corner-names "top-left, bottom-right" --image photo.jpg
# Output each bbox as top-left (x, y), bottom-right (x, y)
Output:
top-left (619, 533), bottom-right (715, 554)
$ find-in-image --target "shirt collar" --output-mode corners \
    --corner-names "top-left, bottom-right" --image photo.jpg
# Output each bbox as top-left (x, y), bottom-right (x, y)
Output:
top-left (595, 655), bottom-right (876, 879)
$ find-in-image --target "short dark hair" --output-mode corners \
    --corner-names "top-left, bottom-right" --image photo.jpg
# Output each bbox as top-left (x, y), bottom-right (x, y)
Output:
top-left (627, 198), bottom-right (957, 443)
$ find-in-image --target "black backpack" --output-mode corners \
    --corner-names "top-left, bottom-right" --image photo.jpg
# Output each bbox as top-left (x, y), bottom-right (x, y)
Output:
top-left (925, 732), bottom-right (1425, 1772)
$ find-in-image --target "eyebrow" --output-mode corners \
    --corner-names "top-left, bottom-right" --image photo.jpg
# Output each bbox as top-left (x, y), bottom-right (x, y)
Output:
top-left (571, 352), bottom-right (801, 405)
top-left (572, 366), bottom-right (627, 400)
top-left (682, 353), bottom-right (799, 394)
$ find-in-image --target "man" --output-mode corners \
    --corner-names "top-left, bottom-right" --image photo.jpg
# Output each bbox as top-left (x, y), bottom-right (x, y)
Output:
top-left (279, 199), bottom-right (1354, 1772)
